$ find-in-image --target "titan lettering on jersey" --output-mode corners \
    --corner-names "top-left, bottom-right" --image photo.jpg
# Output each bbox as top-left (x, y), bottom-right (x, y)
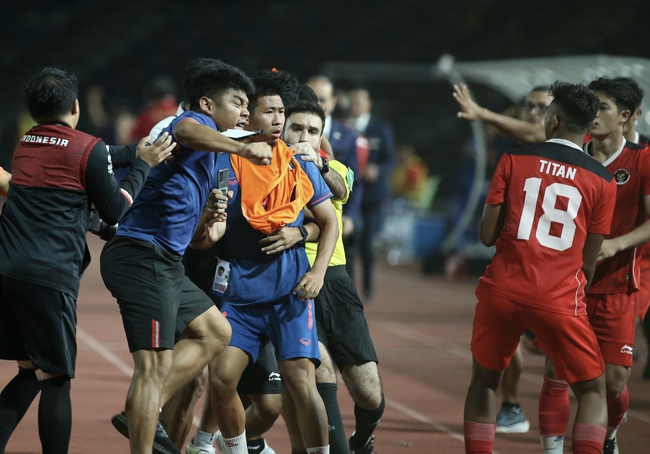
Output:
top-left (20, 134), bottom-right (70, 147)
top-left (538, 159), bottom-right (577, 180)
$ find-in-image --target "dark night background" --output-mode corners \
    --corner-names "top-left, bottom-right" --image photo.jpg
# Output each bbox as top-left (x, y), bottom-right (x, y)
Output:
top-left (2, 0), bottom-right (648, 214)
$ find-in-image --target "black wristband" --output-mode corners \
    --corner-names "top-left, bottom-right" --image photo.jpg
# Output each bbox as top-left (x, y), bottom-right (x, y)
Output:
top-left (298, 225), bottom-right (309, 245)
top-left (320, 156), bottom-right (330, 175)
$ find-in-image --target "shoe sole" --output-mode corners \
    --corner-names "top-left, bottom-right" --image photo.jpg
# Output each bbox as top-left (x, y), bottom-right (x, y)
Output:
top-left (495, 420), bottom-right (530, 434)
top-left (111, 413), bottom-right (180, 454)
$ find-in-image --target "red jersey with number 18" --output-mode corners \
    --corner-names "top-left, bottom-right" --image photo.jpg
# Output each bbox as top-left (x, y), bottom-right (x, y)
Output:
top-left (478, 140), bottom-right (616, 315)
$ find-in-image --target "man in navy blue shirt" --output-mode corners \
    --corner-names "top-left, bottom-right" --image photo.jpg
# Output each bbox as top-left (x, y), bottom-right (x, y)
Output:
top-left (100, 59), bottom-right (272, 454)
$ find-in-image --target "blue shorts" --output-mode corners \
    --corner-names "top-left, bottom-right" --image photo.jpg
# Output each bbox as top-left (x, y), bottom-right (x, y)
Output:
top-left (221, 295), bottom-right (320, 366)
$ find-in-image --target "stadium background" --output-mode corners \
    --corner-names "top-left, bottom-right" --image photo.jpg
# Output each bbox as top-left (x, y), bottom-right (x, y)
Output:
top-left (2, 2), bottom-right (650, 453)
top-left (2, 1), bottom-right (650, 263)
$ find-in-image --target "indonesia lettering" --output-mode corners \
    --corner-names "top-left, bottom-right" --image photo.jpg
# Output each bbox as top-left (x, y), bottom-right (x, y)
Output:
top-left (538, 159), bottom-right (576, 180)
top-left (20, 134), bottom-right (69, 147)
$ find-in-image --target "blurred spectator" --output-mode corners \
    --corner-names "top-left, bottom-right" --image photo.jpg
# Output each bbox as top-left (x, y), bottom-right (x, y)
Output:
top-left (84, 85), bottom-right (136, 145)
top-left (333, 88), bottom-right (369, 176)
top-left (391, 143), bottom-right (433, 211)
top-left (307, 75), bottom-right (365, 279)
top-left (128, 75), bottom-right (178, 143)
top-left (347, 85), bottom-right (396, 300)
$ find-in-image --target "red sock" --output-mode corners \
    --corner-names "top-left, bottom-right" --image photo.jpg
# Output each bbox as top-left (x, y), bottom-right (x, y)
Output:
top-left (572, 423), bottom-right (606, 454)
top-left (539, 377), bottom-right (570, 436)
top-left (463, 422), bottom-right (495, 454)
top-left (606, 386), bottom-right (629, 430)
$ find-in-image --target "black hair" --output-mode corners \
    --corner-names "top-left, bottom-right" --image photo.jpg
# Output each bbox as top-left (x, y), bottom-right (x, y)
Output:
top-left (218, 266), bottom-right (225, 273)
top-left (285, 100), bottom-right (326, 130)
top-left (588, 76), bottom-right (640, 114)
top-left (530, 85), bottom-right (552, 94)
top-left (297, 84), bottom-right (319, 104)
top-left (24, 67), bottom-right (78, 122)
top-left (613, 76), bottom-right (644, 104)
top-left (549, 81), bottom-right (600, 133)
top-left (250, 69), bottom-right (300, 110)
top-left (182, 58), bottom-right (254, 111)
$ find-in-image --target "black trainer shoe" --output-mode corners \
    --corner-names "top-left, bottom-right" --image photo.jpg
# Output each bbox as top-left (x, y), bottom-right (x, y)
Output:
top-left (110, 411), bottom-right (180, 454)
top-left (602, 437), bottom-right (619, 454)
top-left (349, 435), bottom-right (375, 454)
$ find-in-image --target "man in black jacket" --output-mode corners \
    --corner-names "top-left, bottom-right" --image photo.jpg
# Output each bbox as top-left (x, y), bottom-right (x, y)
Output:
top-left (0, 67), bottom-right (173, 454)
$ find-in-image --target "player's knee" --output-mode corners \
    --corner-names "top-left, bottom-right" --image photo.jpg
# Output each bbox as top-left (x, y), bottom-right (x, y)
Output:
top-left (281, 360), bottom-right (316, 395)
top-left (208, 367), bottom-right (239, 397)
top-left (256, 395), bottom-right (282, 421)
top-left (355, 389), bottom-right (383, 410)
top-left (133, 351), bottom-right (173, 384)
top-left (604, 370), bottom-right (628, 398)
top-left (200, 310), bottom-right (232, 355)
top-left (315, 362), bottom-right (336, 383)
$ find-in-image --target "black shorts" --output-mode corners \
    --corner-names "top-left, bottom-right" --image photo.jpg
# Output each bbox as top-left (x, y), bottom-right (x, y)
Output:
top-left (100, 236), bottom-right (213, 352)
top-left (0, 276), bottom-right (77, 377)
top-left (316, 266), bottom-right (378, 368)
top-left (237, 341), bottom-right (282, 395)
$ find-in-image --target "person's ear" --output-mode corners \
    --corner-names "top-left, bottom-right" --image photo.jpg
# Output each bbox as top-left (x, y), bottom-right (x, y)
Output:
top-left (199, 96), bottom-right (212, 115)
top-left (621, 109), bottom-right (631, 123)
top-left (71, 99), bottom-right (80, 116)
top-left (551, 114), bottom-right (560, 133)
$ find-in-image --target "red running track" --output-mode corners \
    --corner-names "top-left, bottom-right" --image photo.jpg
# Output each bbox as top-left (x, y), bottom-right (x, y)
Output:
top-left (2, 235), bottom-right (650, 453)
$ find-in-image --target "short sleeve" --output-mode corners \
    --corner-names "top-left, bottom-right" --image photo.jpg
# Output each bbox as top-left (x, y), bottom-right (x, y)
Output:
top-left (485, 153), bottom-right (510, 206)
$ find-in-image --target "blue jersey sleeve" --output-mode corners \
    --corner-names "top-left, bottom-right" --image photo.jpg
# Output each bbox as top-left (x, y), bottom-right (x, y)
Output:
top-left (298, 159), bottom-right (333, 207)
top-left (166, 111), bottom-right (219, 152)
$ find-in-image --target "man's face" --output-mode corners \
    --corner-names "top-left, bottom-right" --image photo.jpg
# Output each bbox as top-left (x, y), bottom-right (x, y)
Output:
top-left (283, 112), bottom-right (323, 152)
top-left (208, 88), bottom-right (249, 130)
top-left (348, 89), bottom-right (371, 118)
top-left (590, 92), bottom-right (627, 138)
top-left (247, 95), bottom-right (284, 145)
top-left (522, 90), bottom-right (552, 126)
top-left (307, 79), bottom-right (336, 116)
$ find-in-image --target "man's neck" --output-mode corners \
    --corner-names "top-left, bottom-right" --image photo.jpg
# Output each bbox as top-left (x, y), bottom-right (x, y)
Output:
top-left (588, 131), bottom-right (625, 163)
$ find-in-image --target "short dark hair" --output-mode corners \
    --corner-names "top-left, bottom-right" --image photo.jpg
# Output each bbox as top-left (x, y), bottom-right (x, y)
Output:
top-left (218, 266), bottom-right (225, 273)
top-left (285, 100), bottom-right (326, 132)
top-left (182, 58), bottom-right (254, 111)
top-left (613, 76), bottom-right (644, 104)
top-left (24, 67), bottom-right (78, 122)
top-left (250, 69), bottom-right (300, 110)
top-left (530, 85), bottom-right (551, 94)
top-left (588, 76), bottom-right (640, 114)
top-left (297, 84), bottom-right (319, 104)
top-left (548, 81), bottom-right (600, 133)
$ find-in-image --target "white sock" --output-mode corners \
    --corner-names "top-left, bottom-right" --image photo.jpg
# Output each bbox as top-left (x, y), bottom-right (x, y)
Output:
top-left (193, 429), bottom-right (216, 445)
top-left (307, 446), bottom-right (330, 454)
top-left (606, 425), bottom-right (619, 440)
top-left (541, 435), bottom-right (564, 454)
top-left (223, 432), bottom-right (247, 454)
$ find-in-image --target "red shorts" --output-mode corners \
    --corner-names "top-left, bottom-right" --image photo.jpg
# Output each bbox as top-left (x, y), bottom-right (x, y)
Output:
top-left (637, 266), bottom-right (650, 320)
top-left (586, 293), bottom-right (637, 367)
top-left (473, 285), bottom-right (604, 384)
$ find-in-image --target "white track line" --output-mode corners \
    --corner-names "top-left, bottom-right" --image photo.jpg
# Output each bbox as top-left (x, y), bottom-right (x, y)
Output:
top-left (77, 325), bottom-right (472, 448)
top-left (76, 326), bottom-right (202, 428)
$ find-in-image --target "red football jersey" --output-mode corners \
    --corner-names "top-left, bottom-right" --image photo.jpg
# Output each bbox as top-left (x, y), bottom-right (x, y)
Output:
top-left (587, 140), bottom-right (650, 294)
top-left (478, 140), bottom-right (616, 315)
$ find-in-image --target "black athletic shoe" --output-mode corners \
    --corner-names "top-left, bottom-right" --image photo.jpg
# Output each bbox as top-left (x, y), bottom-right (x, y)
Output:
top-left (110, 411), bottom-right (180, 454)
top-left (349, 435), bottom-right (375, 454)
